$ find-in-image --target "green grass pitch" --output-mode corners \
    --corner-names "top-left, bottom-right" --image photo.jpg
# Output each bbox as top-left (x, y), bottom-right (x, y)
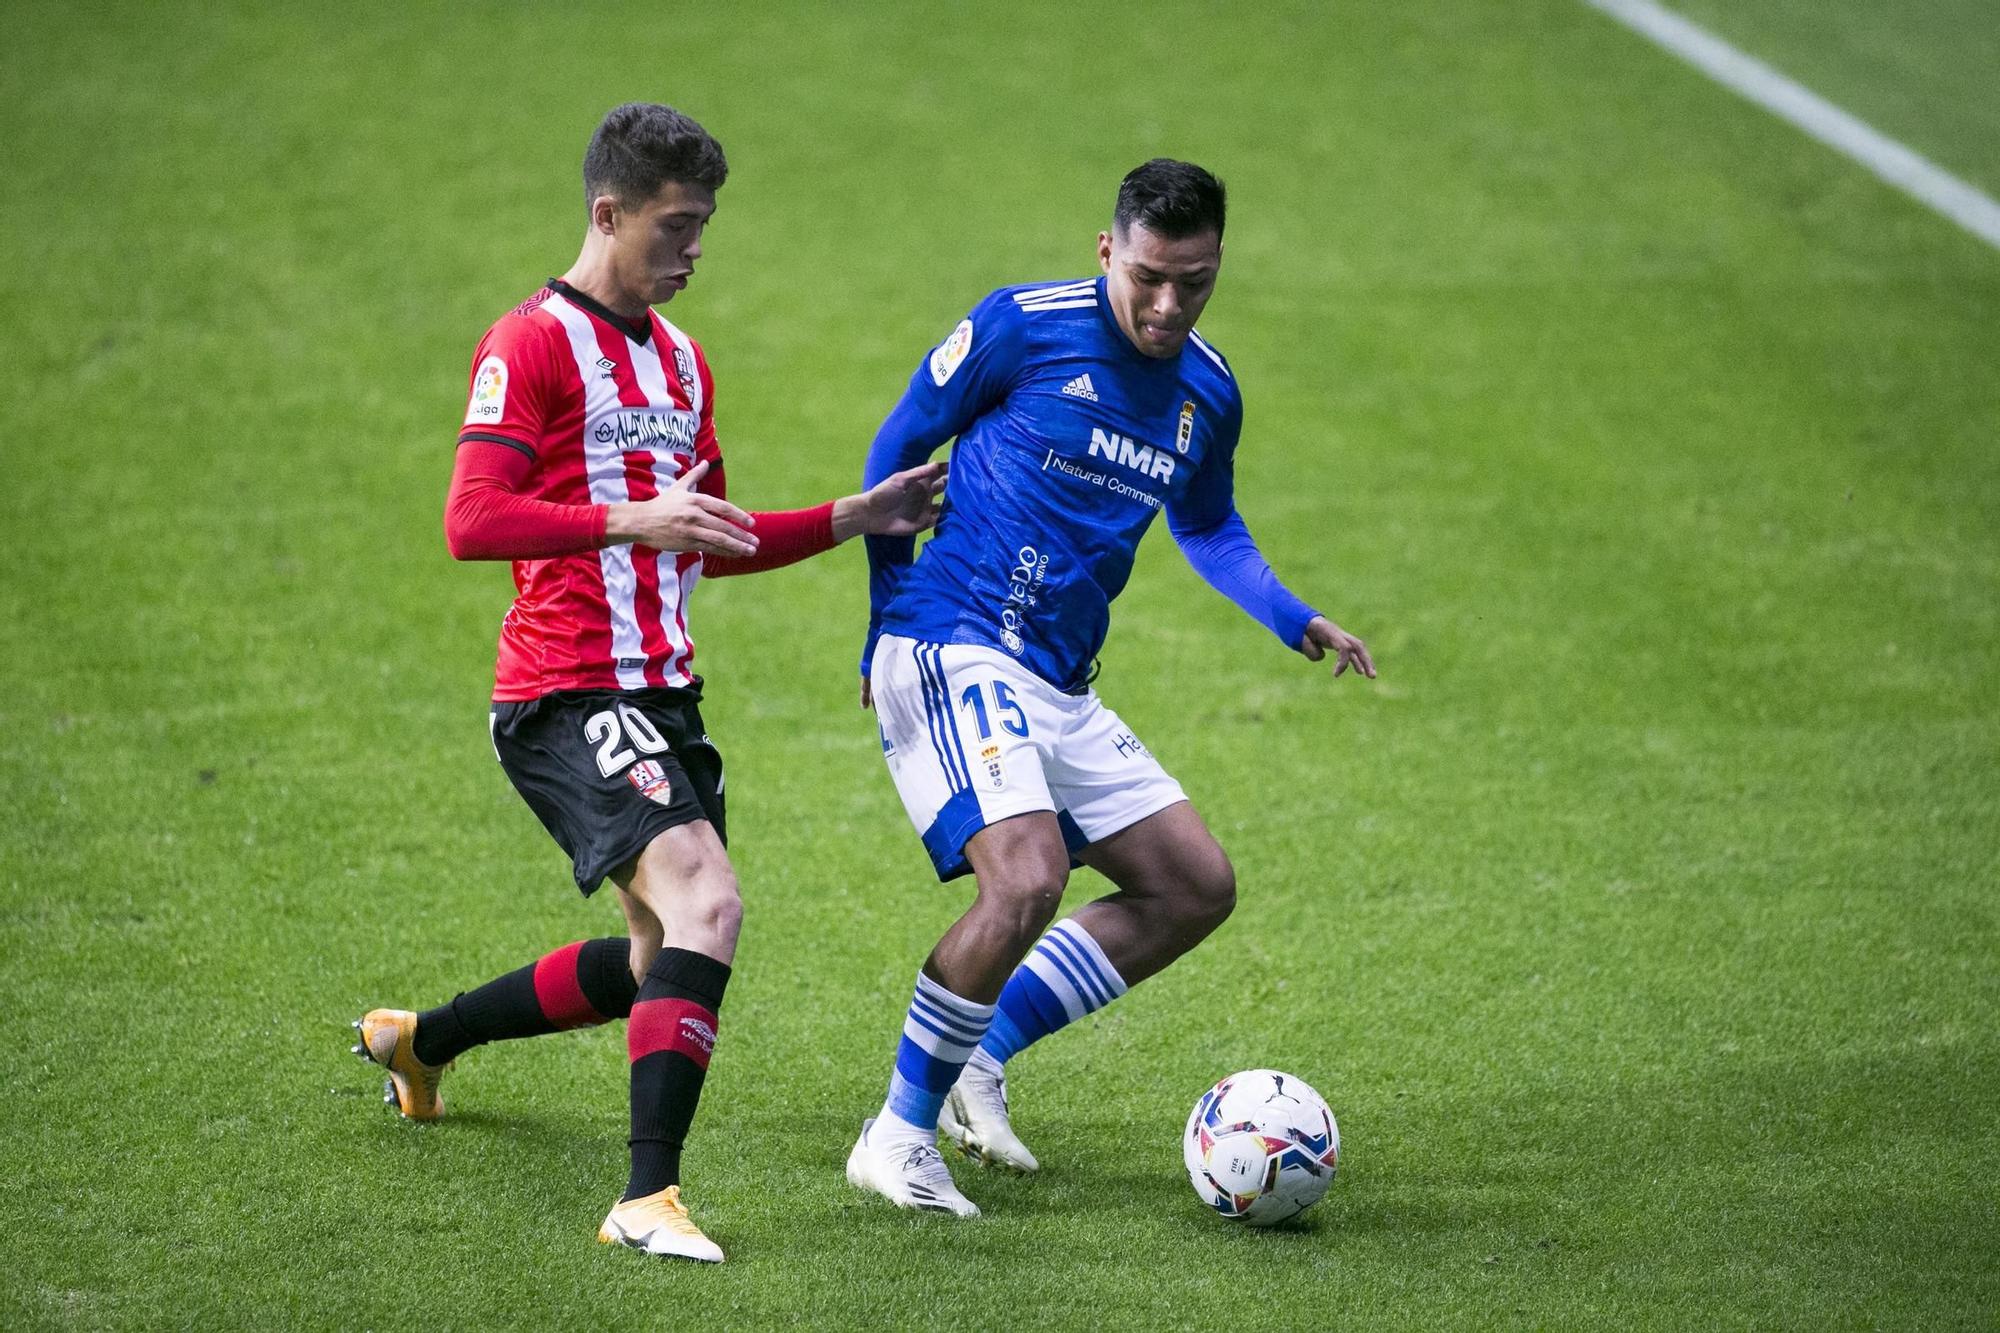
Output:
top-left (2, 1), bottom-right (1996, 1327)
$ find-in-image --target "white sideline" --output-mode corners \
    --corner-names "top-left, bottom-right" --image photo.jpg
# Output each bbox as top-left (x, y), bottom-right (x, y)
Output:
top-left (1582, 0), bottom-right (2000, 252)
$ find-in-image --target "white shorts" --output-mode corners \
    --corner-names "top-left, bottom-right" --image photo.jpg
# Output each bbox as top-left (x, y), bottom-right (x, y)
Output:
top-left (871, 634), bottom-right (1187, 880)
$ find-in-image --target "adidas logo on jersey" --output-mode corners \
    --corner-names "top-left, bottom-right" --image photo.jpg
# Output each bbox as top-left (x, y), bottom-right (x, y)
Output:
top-left (1062, 374), bottom-right (1099, 402)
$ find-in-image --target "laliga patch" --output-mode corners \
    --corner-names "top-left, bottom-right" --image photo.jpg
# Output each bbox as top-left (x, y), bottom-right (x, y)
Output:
top-left (980, 742), bottom-right (1007, 791)
top-left (929, 318), bottom-right (974, 387)
top-left (626, 759), bottom-right (674, 806)
top-left (466, 356), bottom-right (507, 425)
top-left (1176, 400), bottom-right (1196, 454)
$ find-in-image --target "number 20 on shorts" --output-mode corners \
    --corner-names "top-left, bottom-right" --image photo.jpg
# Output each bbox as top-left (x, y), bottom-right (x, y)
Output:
top-left (585, 702), bottom-right (672, 777)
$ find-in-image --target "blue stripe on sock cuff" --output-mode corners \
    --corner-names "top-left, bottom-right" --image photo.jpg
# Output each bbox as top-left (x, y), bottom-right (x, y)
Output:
top-left (1040, 930), bottom-right (1112, 1008)
top-left (1049, 920), bottom-right (1126, 996)
top-left (912, 979), bottom-right (994, 1027)
top-left (912, 972), bottom-right (994, 1016)
top-left (887, 970), bottom-right (997, 1132)
top-left (1037, 935), bottom-right (1104, 1009)
top-left (908, 1006), bottom-right (984, 1049)
top-left (903, 1007), bottom-right (981, 1053)
top-left (911, 980), bottom-right (989, 1020)
top-left (1032, 932), bottom-right (1112, 1008)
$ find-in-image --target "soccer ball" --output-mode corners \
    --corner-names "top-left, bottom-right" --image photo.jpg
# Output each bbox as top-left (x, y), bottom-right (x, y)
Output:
top-left (1183, 1069), bottom-right (1340, 1226)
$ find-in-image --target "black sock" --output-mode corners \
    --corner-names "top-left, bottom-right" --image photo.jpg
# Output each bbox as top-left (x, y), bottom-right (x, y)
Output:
top-left (413, 937), bottom-right (638, 1066)
top-left (623, 948), bottom-right (731, 1200)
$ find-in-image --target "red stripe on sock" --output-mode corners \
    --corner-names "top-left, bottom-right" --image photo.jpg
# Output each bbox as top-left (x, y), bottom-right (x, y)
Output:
top-left (628, 998), bottom-right (718, 1070)
top-left (532, 941), bottom-right (605, 1030)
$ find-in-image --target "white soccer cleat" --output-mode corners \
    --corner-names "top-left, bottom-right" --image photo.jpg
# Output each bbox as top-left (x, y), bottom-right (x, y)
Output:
top-left (846, 1117), bottom-right (980, 1217)
top-left (597, 1186), bottom-right (725, 1263)
top-left (940, 1059), bottom-right (1040, 1174)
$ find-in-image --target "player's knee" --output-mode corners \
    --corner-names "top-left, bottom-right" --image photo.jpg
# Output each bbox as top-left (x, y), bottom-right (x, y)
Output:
top-left (1186, 857), bottom-right (1236, 932)
top-left (981, 867), bottom-right (1067, 945)
top-left (688, 863), bottom-right (743, 943)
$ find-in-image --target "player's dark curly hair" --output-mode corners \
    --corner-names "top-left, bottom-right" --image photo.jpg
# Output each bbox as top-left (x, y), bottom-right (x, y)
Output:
top-left (583, 103), bottom-right (728, 212)
top-left (1114, 159), bottom-right (1226, 240)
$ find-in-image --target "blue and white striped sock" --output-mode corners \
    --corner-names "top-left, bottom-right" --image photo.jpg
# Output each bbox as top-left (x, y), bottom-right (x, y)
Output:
top-left (879, 971), bottom-right (997, 1136)
top-left (978, 918), bottom-right (1129, 1067)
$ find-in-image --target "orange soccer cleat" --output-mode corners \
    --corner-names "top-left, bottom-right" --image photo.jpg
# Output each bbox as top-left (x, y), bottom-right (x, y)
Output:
top-left (597, 1186), bottom-right (724, 1263)
top-left (351, 1009), bottom-right (449, 1121)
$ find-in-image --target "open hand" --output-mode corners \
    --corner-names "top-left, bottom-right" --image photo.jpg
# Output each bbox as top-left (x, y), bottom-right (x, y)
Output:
top-left (1299, 616), bottom-right (1376, 679)
top-left (604, 460), bottom-right (758, 556)
top-left (833, 461), bottom-right (947, 541)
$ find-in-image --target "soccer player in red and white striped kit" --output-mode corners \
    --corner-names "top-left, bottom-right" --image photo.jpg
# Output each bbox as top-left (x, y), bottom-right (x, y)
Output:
top-left (351, 103), bottom-right (943, 1263)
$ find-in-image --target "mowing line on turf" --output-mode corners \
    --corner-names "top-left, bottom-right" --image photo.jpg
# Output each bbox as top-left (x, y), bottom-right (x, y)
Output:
top-left (1582, 0), bottom-right (2000, 252)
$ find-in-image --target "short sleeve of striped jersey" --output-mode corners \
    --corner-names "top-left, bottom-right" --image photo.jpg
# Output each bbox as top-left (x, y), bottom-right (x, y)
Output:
top-left (458, 313), bottom-right (561, 458)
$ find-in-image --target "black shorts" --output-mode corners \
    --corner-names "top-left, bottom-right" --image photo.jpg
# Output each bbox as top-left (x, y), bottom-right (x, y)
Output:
top-left (491, 685), bottom-right (726, 895)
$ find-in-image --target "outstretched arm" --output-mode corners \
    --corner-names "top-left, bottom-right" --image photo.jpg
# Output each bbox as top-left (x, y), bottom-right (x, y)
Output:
top-left (1167, 396), bottom-right (1375, 680)
top-left (1170, 507), bottom-right (1376, 680)
top-left (701, 460), bottom-right (946, 578)
top-left (444, 445), bottom-right (758, 561)
top-left (661, 340), bottom-right (945, 579)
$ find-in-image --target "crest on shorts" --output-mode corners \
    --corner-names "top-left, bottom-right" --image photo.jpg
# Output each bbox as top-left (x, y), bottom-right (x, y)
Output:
top-left (627, 759), bottom-right (674, 806)
top-left (1176, 400), bottom-right (1195, 454)
top-left (980, 742), bottom-right (1006, 791)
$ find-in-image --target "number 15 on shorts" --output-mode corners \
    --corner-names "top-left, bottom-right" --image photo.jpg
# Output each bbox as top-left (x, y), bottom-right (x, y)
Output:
top-left (959, 681), bottom-right (1029, 741)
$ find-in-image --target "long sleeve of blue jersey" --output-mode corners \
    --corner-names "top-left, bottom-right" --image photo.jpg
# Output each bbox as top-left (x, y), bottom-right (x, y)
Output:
top-left (1167, 396), bottom-right (1321, 652)
top-left (861, 294), bottom-right (1026, 674)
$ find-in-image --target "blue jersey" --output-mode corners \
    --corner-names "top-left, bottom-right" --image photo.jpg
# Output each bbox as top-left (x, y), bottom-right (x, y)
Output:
top-left (864, 277), bottom-right (1318, 693)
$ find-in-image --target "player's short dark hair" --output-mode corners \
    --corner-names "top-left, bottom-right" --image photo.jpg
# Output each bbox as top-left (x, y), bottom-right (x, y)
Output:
top-left (582, 103), bottom-right (728, 212)
top-left (1114, 159), bottom-right (1226, 241)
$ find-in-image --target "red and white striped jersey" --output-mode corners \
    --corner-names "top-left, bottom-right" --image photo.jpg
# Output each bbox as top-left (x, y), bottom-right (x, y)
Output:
top-left (458, 282), bottom-right (720, 701)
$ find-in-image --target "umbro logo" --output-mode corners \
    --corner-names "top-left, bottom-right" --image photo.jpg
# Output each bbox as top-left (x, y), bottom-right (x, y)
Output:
top-left (596, 356), bottom-right (617, 382)
top-left (1061, 373), bottom-right (1099, 401)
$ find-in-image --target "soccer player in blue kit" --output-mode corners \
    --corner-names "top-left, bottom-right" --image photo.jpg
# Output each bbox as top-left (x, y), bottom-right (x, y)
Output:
top-left (845, 159), bottom-right (1377, 1215)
